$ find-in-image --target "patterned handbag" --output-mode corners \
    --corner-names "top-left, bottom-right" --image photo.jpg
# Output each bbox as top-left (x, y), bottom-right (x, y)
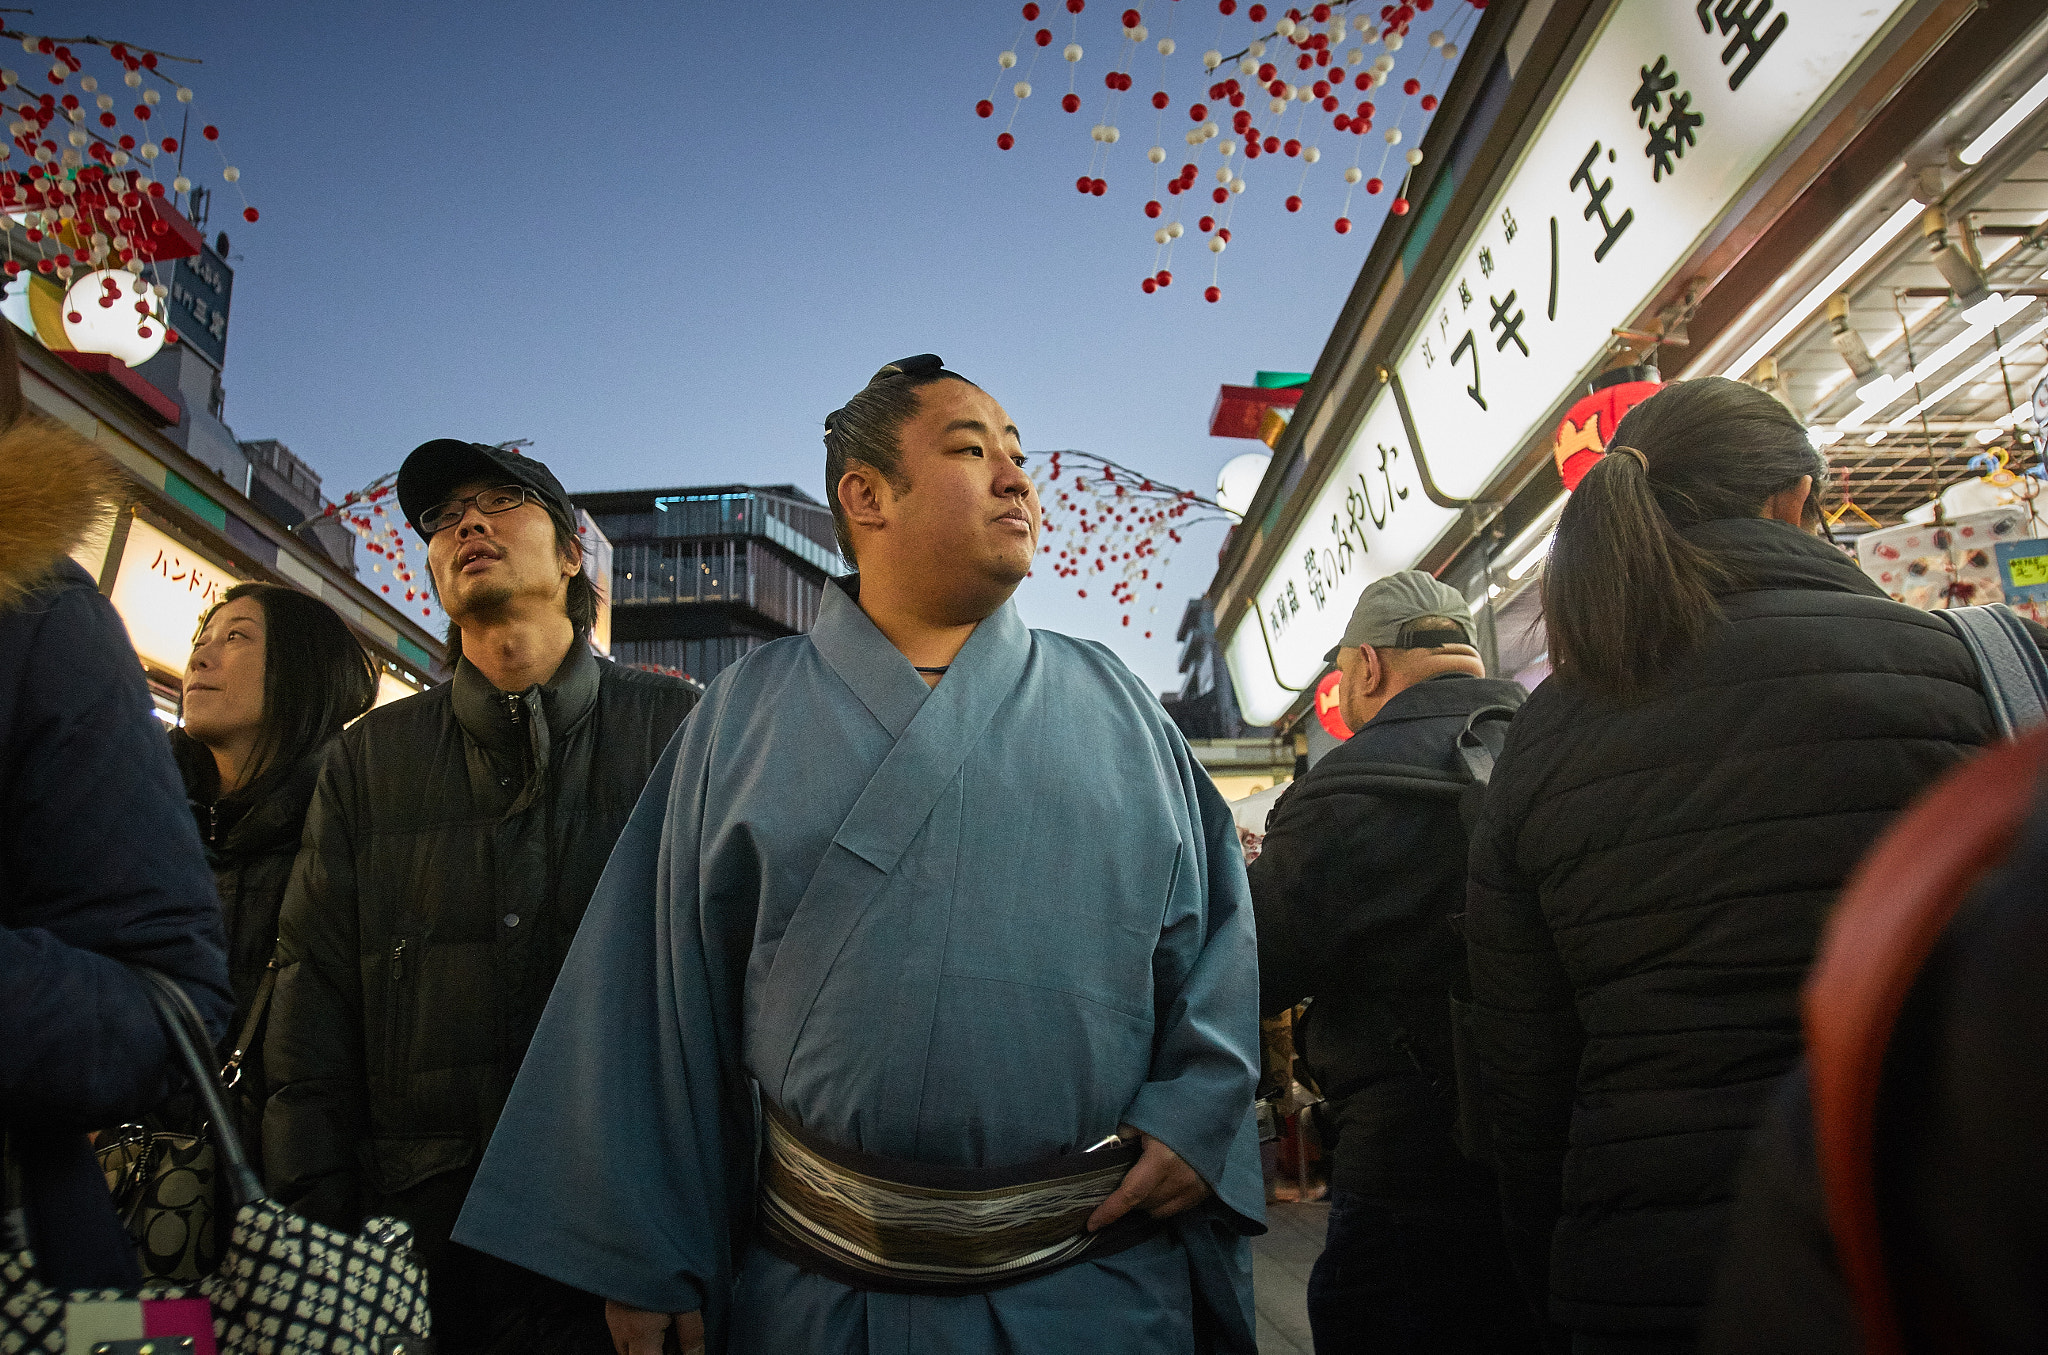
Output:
top-left (0, 969), bottom-right (433, 1354)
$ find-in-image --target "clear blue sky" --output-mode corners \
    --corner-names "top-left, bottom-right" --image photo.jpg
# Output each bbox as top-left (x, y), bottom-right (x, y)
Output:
top-left (74, 1), bottom-right (1463, 690)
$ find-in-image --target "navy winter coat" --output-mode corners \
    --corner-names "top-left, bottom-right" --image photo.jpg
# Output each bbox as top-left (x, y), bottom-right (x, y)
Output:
top-left (0, 416), bottom-right (232, 1290)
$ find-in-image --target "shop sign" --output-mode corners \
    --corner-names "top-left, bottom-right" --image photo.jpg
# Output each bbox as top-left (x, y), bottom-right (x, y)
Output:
top-left (1227, 0), bottom-right (1912, 726)
top-left (109, 516), bottom-right (243, 676)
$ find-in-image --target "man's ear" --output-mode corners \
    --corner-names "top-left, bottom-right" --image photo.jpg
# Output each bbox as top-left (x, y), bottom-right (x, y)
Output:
top-left (1358, 645), bottom-right (1388, 697)
top-left (837, 462), bottom-right (890, 533)
top-left (559, 529), bottom-right (584, 581)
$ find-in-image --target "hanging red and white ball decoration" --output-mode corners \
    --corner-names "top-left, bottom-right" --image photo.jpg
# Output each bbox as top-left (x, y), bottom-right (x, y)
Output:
top-left (976, 0), bottom-right (1485, 301)
top-left (311, 471), bottom-right (445, 625)
top-left (1030, 449), bottom-right (1237, 636)
top-left (0, 27), bottom-right (256, 311)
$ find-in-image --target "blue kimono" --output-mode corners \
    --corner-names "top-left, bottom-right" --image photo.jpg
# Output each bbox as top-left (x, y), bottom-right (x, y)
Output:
top-left (453, 578), bottom-right (1265, 1353)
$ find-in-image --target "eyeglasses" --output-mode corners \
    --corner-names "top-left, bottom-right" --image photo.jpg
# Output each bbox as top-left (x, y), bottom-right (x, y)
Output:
top-left (420, 485), bottom-right (534, 535)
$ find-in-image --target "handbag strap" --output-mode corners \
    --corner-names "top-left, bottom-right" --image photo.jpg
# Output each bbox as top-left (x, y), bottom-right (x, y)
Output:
top-left (219, 957), bottom-right (279, 1091)
top-left (1940, 604), bottom-right (2048, 740)
top-left (131, 967), bottom-right (264, 1209)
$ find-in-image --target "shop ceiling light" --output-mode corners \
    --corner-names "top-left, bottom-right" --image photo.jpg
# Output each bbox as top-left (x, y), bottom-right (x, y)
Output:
top-left (1721, 201), bottom-right (1924, 381)
top-left (1885, 312), bottom-right (2048, 430)
top-left (1495, 494), bottom-right (1567, 580)
top-left (1839, 297), bottom-right (2039, 428)
top-left (1506, 532), bottom-right (1555, 581)
top-left (1959, 68), bottom-right (2048, 166)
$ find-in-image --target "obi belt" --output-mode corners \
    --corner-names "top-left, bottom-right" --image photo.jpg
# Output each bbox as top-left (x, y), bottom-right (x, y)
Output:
top-left (756, 1098), bottom-right (1163, 1295)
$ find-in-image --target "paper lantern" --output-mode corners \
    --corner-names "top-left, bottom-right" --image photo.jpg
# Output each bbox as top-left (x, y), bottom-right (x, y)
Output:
top-left (1314, 668), bottom-right (1352, 739)
top-left (60, 268), bottom-right (165, 366)
top-left (1553, 376), bottom-right (1663, 491)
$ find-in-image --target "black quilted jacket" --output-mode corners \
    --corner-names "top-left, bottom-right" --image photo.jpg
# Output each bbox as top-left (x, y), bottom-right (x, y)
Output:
top-left (1465, 517), bottom-right (2026, 1339)
top-left (262, 643), bottom-right (696, 1275)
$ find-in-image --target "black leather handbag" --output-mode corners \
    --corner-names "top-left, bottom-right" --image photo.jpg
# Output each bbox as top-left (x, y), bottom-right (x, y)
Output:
top-left (1, 967), bottom-right (433, 1354)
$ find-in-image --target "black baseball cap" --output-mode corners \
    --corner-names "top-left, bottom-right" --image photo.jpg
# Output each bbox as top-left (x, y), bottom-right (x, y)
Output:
top-left (397, 439), bottom-right (574, 537)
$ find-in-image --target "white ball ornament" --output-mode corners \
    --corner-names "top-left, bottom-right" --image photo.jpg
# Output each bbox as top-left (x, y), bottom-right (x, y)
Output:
top-left (1128, 26), bottom-right (1147, 41)
top-left (124, 69), bottom-right (140, 87)
top-left (1275, 16), bottom-right (1296, 36)
top-left (999, 50), bottom-right (1017, 68)
top-left (65, 128), bottom-right (84, 147)
top-left (110, 150), bottom-right (128, 166)
top-left (1303, 146), bottom-right (1320, 163)
top-left (1351, 14), bottom-right (1372, 30)
top-left (1063, 42), bottom-right (1082, 62)
top-left (1348, 48), bottom-right (1363, 65)
top-left (1429, 30), bottom-right (1446, 48)
top-left (172, 175), bottom-right (190, 193)
top-left (141, 88), bottom-right (159, 105)
top-left (1239, 56), bottom-right (1257, 74)
top-left (222, 166), bottom-right (239, 182)
top-left (1230, 176), bottom-right (1245, 193)
top-left (1168, 222), bottom-right (1184, 238)
top-left (1148, 146), bottom-right (1166, 164)
top-left (1209, 236), bottom-right (1226, 253)
top-left (1297, 85), bottom-right (1315, 102)
top-left (1442, 43), bottom-right (1458, 59)
top-left (176, 86), bottom-right (193, 102)
top-left (1384, 127), bottom-right (1401, 145)
top-left (1269, 96), bottom-right (1286, 113)
top-left (1372, 68), bottom-right (1389, 87)
top-left (1158, 38), bottom-right (1174, 55)
top-left (1220, 139), bottom-right (1236, 156)
top-left (1107, 126), bottom-right (1120, 143)
top-left (139, 143), bottom-right (157, 160)
top-left (1406, 148), bottom-right (1424, 166)
top-left (1015, 81), bottom-right (1032, 98)
top-left (1248, 40), bottom-right (1265, 57)
top-left (1217, 165), bottom-right (1232, 183)
top-left (1155, 227), bottom-right (1170, 244)
top-left (1204, 49), bottom-right (1224, 70)
top-left (1373, 54), bottom-right (1395, 72)
top-left (95, 94), bottom-right (112, 110)
top-left (1386, 33), bottom-right (1403, 52)
top-left (1345, 166), bottom-right (1363, 183)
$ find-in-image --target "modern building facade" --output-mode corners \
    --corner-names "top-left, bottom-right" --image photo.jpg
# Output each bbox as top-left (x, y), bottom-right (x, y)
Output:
top-left (573, 483), bottom-right (846, 684)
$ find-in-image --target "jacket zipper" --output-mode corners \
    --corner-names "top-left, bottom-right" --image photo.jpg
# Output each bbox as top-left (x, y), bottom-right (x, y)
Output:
top-left (385, 938), bottom-right (409, 1084)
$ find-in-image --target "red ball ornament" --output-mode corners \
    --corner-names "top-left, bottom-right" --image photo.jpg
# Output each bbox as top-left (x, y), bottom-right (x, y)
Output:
top-left (1066, 0), bottom-right (1085, 12)
top-left (1092, 178), bottom-right (1107, 195)
top-left (1198, 214), bottom-right (1215, 230)
top-left (1353, 118), bottom-right (1370, 133)
top-left (1248, 2), bottom-right (1267, 18)
top-left (65, 310), bottom-right (80, 323)
top-left (1142, 277), bottom-right (1157, 293)
top-left (202, 124), bottom-right (218, 140)
top-left (1156, 269), bottom-right (1172, 285)
top-left (1205, 285), bottom-right (1221, 302)
top-left (1356, 72), bottom-right (1372, 89)
top-left (133, 106), bottom-right (151, 121)
top-left (1391, 197), bottom-right (1410, 214)
top-left (1283, 138), bottom-right (1301, 156)
top-left (1285, 194), bottom-right (1302, 211)
top-left (1421, 95), bottom-right (1438, 111)
top-left (1145, 199), bottom-right (1162, 217)
top-left (1323, 95), bottom-right (1340, 111)
top-left (1312, 2), bottom-right (1331, 18)
top-left (1077, 175), bottom-right (1093, 193)
top-left (1403, 78), bottom-right (1421, 95)
top-left (1257, 62), bottom-right (1276, 82)
top-left (1218, 227), bottom-right (1231, 241)
top-left (1062, 92), bottom-right (1081, 112)
top-left (1334, 216), bottom-right (1352, 233)
top-left (98, 111), bottom-right (114, 128)
top-left (1189, 103), bottom-right (1208, 121)
top-left (1023, 2), bottom-right (1040, 16)
top-left (1123, 8), bottom-right (1142, 25)
top-left (1036, 28), bottom-right (1053, 45)
top-left (976, 99), bottom-right (994, 117)
top-left (1263, 135), bottom-right (1279, 152)
top-left (1334, 113), bottom-right (1351, 130)
top-left (1168, 181), bottom-right (1183, 195)
top-left (997, 131), bottom-right (1015, 149)
top-left (243, 206), bottom-right (258, 222)
top-left (165, 330), bottom-right (177, 344)
top-left (1312, 81), bottom-right (1330, 98)
top-left (1153, 90), bottom-right (1170, 109)
top-left (1213, 186), bottom-right (1229, 203)
top-left (1366, 176), bottom-right (1384, 193)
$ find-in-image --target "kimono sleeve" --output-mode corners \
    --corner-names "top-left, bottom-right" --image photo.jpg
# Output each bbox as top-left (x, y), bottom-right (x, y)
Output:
top-left (454, 705), bottom-right (750, 1341)
top-left (1120, 745), bottom-right (1265, 1231)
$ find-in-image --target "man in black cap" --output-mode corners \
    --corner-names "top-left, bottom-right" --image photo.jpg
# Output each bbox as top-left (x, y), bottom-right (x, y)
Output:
top-left (1251, 570), bottom-right (1541, 1354)
top-left (264, 441), bottom-right (700, 1353)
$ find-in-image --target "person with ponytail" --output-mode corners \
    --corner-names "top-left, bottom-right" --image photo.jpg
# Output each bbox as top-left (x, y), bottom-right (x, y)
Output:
top-left (1460, 376), bottom-right (2045, 1353)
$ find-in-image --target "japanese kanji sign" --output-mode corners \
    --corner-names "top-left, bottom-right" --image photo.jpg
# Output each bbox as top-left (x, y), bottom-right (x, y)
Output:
top-left (1226, 0), bottom-right (1913, 726)
top-left (109, 516), bottom-right (245, 676)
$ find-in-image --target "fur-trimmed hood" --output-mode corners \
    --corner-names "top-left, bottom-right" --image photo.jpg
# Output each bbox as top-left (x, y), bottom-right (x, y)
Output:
top-left (0, 413), bottom-right (118, 608)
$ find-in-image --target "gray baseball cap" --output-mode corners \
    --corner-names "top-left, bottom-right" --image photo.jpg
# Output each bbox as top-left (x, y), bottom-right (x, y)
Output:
top-left (1323, 569), bottom-right (1475, 662)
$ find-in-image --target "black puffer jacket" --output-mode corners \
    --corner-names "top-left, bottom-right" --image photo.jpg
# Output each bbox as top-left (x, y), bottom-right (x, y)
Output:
top-left (1466, 517), bottom-right (2026, 1339)
top-left (173, 733), bottom-right (327, 1154)
top-left (1253, 672), bottom-right (1526, 1198)
top-left (263, 644), bottom-right (697, 1275)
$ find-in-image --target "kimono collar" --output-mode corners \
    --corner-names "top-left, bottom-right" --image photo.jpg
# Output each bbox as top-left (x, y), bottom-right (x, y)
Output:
top-left (451, 637), bottom-right (601, 763)
top-left (809, 574), bottom-right (1029, 740)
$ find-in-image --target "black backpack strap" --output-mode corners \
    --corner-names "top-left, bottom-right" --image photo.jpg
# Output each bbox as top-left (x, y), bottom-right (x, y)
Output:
top-left (1453, 704), bottom-right (1520, 787)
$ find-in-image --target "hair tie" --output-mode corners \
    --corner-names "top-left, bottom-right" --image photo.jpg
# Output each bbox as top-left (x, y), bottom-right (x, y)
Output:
top-left (1611, 446), bottom-right (1649, 473)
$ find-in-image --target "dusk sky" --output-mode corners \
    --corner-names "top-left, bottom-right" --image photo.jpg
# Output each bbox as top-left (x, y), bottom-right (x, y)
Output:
top-left (73, 1), bottom-right (1467, 690)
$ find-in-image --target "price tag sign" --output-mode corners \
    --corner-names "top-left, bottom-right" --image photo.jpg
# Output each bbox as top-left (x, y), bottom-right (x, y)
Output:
top-left (1997, 539), bottom-right (2048, 603)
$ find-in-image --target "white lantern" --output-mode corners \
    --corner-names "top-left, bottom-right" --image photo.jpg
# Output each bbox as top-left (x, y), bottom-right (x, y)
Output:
top-left (61, 267), bottom-right (166, 366)
top-left (1215, 451), bottom-right (1272, 515)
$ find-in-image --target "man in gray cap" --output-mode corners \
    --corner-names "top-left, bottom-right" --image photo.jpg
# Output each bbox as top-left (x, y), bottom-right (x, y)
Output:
top-left (264, 441), bottom-right (700, 1353)
top-left (1249, 570), bottom-right (1543, 1354)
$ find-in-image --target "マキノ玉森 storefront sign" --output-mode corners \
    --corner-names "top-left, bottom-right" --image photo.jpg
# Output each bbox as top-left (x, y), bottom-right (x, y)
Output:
top-left (1226, 0), bottom-right (1915, 726)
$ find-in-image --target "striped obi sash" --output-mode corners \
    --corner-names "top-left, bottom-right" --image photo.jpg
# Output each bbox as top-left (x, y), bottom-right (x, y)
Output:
top-left (756, 1098), bottom-right (1163, 1295)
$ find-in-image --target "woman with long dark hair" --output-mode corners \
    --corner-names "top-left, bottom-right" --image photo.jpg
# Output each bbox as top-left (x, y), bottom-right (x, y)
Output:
top-left (1463, 377), bottom-right (2037, 1353)
top-left (173, 582), bottom-right (375, 1153)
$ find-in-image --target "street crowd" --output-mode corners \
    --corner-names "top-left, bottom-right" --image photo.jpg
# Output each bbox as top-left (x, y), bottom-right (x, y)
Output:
top-left (5, 332), bottom-right (2046, 1355)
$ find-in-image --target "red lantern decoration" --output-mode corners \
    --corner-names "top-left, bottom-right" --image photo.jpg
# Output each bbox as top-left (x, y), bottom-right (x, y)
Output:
top-left (1552, 372), bottom-right (1664, 491)
top-left (1314, 669), bottom-right (1352, 739)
